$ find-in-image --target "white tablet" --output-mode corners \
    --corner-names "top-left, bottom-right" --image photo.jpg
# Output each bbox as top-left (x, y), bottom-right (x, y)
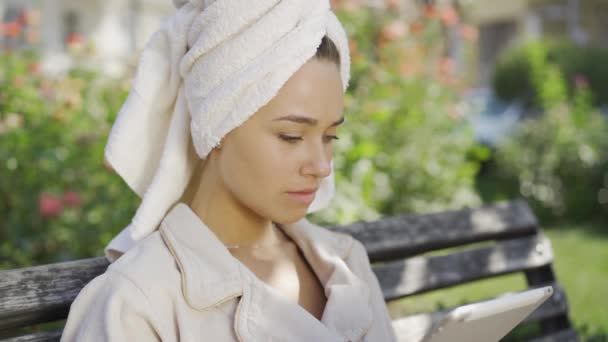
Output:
top-left (421, 286), bottom-right (554, 342)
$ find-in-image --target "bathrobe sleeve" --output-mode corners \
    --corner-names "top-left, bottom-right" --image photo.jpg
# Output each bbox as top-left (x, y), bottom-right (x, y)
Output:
top-left (60, 270), bottom-right (162, 342)
top-left (348, 239), bottom-right (398, 342)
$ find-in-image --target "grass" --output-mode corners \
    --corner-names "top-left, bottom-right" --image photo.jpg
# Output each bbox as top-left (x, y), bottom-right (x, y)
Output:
top-left (387, 222), bottom-right (608, 341)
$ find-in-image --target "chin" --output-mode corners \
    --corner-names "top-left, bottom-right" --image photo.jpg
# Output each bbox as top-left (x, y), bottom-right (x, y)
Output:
top-left (271, 208), bottom-right (308, 225)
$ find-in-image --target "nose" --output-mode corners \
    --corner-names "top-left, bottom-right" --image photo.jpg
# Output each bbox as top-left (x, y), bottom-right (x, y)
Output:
top-left (302, 145), bottom-right (332, 179)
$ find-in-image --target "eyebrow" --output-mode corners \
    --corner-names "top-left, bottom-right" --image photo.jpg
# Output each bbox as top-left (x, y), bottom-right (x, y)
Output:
top-left (273, 114), bottom-right (345, 127)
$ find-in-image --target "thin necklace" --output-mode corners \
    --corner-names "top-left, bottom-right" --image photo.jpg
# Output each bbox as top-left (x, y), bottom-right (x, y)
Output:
top-left (224, 223), bottom-right (287, 249)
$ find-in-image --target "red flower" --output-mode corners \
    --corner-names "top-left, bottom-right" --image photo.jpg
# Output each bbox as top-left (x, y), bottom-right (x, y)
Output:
top-left (62, 191), bottom-right (81, 207)
top-left (39, 193), bottom-right (64, 218)
top-left (28, 63), bottom-right (41, 75)
top-left (17, 11), bottom-right (28, 26)
top-left (423, 4), bottom-right (437, 18)
top-left (66, 33), bottom-right (84, 47)
top-left (409, 21), bottom-right (424, 34)
top-left (2, 21), bottom-right (22, 39)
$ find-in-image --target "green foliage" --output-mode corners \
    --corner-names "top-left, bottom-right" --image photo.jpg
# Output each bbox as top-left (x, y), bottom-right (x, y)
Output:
top-left (0, 50), bottom-right (137, 269)
top-left (490, 42), bottom-right (608, 222)
top-left (312, 6), bottom-right (488, 225)
top-left (1, 5), bottom-right (488, 267)
top-left (493, 40), bottom-right (608, 106)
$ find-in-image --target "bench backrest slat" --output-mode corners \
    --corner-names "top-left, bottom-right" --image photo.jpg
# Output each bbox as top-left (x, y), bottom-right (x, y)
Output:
top-left (0, 258), bottom-right (109, 331)
top-left (372, 234), bottom-right (554, 300)
top-left (0, 330), bottom-right (62, 342)
top-left (331, 199), bottom-right (539, 263)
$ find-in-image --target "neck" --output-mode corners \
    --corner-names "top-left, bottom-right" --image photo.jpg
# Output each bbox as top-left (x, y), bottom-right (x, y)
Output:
top-left (182, 155), bottom-right (283, 248)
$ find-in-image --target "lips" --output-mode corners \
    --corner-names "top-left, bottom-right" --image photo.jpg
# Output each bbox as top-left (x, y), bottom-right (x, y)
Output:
top-left (289, 188), bottom-right (318, 194)
top-left (286, 188), bottom-right (318, 204)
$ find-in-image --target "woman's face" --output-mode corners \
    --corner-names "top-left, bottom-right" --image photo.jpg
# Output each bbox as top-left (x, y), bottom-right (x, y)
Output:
top-left (216, 58), bottom-right (344, 224)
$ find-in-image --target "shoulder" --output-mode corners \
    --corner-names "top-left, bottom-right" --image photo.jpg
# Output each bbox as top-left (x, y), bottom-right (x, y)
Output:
top-left (63, 232), bottom-right (179, 340)
top-left (104, 231), bottom-right (182, 296)
top-left (69, 231), bottom-right (180, 307)
top-left (62, 269), bottom-right (165, 341)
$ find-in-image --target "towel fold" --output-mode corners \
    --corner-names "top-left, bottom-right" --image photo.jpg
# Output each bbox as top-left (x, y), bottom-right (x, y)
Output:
top-left (104, 0), bottom-right (351, 262)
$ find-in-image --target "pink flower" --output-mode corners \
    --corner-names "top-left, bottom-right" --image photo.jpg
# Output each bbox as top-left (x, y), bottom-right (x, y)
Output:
top-left (440, 57), bottom-right (455, 76)
top-left (331, 0), bottom-right (361, 12)
top-left (62, 191), bottom-right (81, 207)
top-left (460, 24), bottom-right (478, 42)
top-left (386, 0), bottom-right (400, 10)
top-left (39, 193), bottom-right (64, 218)
top-left (379, 20), bottom-right (407, 46)
top-left (440, 6), bottom-right (459, 27)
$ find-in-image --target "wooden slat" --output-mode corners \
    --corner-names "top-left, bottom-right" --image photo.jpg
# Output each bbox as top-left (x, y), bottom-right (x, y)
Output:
top-left (391, 284), bottom-right (571, 342)
top-left (0, 257), bottom-right (109, 330)
top-left (331, 199), bottom-right (539, 262)
top-left (526, 329), bottom-right (580, 342)
top-left (375, 234), bottom-right (554, 300)
top-left (0, 331), bottom-right (62, 342)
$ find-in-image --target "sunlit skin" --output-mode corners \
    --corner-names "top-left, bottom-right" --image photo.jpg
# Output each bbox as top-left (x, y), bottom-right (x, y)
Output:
top-left (180, 58), bottom-right (344, 319)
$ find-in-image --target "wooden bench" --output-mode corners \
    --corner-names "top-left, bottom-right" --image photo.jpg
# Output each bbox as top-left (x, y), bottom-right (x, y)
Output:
top-left (0, 199), bottom-right (578, 341)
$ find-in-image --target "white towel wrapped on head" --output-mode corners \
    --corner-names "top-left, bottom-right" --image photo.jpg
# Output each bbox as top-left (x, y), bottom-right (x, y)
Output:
top-left (104, 0), bottom-right (351, 262)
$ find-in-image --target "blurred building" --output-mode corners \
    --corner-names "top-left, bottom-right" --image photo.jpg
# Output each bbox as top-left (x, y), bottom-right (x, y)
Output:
top-left (0, 0), bottom-right (173, 77)
top-left (468, 0), bottom-right (608, 85)
top-left (3, 0), bottom-right (607, 83)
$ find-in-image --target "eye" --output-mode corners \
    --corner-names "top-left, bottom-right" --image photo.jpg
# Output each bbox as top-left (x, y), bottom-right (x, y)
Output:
top-left (279, 134), bottom-right (340, 144)
top-left (324, 135), bottom-right (339, 143)
top-left (279, 134), bottom-right (302, 144)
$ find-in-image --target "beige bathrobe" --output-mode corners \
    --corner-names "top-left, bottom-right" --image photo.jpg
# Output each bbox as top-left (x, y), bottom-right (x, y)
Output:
top-left (60, 203), bottom-right (397, 341)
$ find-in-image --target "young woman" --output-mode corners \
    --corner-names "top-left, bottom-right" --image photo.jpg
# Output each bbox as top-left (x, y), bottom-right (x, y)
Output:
top-left (61, 1), bottom-right (397, 341)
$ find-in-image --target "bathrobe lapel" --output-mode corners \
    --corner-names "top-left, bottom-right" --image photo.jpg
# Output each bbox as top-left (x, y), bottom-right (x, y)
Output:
top-left (159, 203), bottom-right (373, 341)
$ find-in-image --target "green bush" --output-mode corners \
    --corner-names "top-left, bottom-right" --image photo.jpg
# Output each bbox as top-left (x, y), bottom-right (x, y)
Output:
top-left (1, 4), bottom-right (488, 267)
top-left (312, 6), bottom-right (488, 225)
top-left (0, 50), bottom-right (137, 269)
top-left (493, 40), bottom-right (608, 106)
top-left (490, 42), bottom-right (608, 223)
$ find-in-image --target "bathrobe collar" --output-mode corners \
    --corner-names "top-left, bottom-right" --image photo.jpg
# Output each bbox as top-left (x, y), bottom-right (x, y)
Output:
top-left (159, 202), bottom-right (373, 341)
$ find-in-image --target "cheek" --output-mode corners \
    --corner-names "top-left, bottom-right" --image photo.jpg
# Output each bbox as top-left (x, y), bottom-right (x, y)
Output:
top-left (221, 134), bottom-right (291, 197)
